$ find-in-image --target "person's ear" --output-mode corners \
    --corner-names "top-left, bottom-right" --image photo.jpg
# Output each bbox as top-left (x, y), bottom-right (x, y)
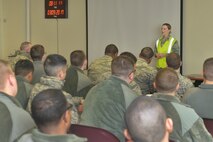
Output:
top-left (128, 72), bottom-right (134, 82)
top-left (165, 118), bottom-right (173, 133)
top-left (123, 129), bottom-right (133, 142)
top-left (63, 110), bottom-right (71, 130)
top-left (153, 82), bottom-right (157, 89)
top-left (175, 83), bottom-right (180, 91)
top-left (26, 72), bottom-right (33, 82)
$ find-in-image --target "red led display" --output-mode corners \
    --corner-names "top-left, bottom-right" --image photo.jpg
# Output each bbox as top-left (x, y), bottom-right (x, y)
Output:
top-left (45, 0), bottom-right (68, 18)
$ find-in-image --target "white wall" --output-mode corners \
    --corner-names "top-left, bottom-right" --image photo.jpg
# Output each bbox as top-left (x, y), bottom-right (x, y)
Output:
top-left (183, 0), bottom-right (213, 75)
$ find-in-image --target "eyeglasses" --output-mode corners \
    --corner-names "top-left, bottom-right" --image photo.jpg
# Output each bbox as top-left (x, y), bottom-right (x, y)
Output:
top-left (128, 69), bottom-right (136, 77)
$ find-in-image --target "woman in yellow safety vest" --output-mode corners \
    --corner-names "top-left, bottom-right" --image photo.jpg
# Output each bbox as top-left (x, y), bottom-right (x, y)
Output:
top-left (155, 23), bottom-right (179, 69)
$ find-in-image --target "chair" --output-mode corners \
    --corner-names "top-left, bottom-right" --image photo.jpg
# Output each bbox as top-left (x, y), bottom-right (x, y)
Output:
top-left (68, 124), bottom-right (120, 142)
top-left (203, 118), bottom-right (213, 135)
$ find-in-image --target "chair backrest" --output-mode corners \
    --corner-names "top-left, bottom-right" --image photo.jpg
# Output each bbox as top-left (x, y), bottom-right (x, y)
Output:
top-left (68, 124), bottom-right (120, 142)
top-left (203, 118), bottom-right (213, 135)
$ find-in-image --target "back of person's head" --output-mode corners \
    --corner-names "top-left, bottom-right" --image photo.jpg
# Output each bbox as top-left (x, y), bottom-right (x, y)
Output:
top-left (104, 44), bottom-right (118, 57)
top-left (120, 52), bottom-right (137, 65)
top-left (166, 53), bottom-right (181, 70)
top-left (30, 44), bottom-right (45, 61)
top-left (31, 89), bottom-right (72, 132)
top-left (70, 50), bottom-right (86, 68)
top-left (139, 47), bottom-right (154, 61)
top-left (203, 57), bottom-right (213, 81)
top-left (0, 59), bottom-right (14, 90)
top-left (155, 68), bottom-right (178, 93)
top-left (20, 41), bottom-right (32, 52)
top-left (15, 59), bottom-right (34, 77)
top-left (44, 54), bottom-right (67, 77)
top-left (125, 96), bottom-right (172, 142)
top-left (111, 56), bottom-right (134, 79)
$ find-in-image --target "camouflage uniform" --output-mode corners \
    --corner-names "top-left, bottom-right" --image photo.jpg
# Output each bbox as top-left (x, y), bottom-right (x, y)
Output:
top-left (177, 72), bottom-right (194, 97)
top-left (27, 76), bottom-right (79, 124)
top-left (134, 58), bottom-right (157, 95)
top-left (9, 50), bottom-right (31, 71)
top-left (129, 80), bottom-right (142, 95)
top-left (88, 55), bottom-right (112, 84)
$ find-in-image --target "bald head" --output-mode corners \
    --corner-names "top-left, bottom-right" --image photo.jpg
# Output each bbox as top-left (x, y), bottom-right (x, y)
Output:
top-left (155, 68), bottom-right (178, 93)
top-left (203, 57), bottom-right (213, 81)
top-left (125, 96), bottom-right (167, 142)
top-left (166, 53), bottom-right (181, 70)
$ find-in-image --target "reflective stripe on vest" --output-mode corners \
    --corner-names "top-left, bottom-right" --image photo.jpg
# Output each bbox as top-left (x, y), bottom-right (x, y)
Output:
top-left (156, 37), bottom-right (175, 53)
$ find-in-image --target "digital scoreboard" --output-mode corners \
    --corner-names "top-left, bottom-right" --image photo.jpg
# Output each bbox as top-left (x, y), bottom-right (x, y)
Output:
top-left (45, 0), bottom-right (68, 18)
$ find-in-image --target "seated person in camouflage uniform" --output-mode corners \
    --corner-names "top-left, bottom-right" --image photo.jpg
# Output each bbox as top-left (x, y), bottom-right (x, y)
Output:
top-left (9, 41), bottom-right (32, 71)
top-left (134, 47), bottom-right (157, 95)
top-left (30, 44), bottom-right (46, 85)
top-left (88, 44), bottom-right (118, 84)
top-left (183, 57), bottom-right (213, 119)
top-left (18, 89), bottom-right (87, 142)
top-left (80, 56), bottom-right (138, 142)
top-left (0, 59), bottom-right (35, 142)
top-left (124, 96), bottom-right (173, 142)
top-left (15, 59), bottom-right (34, 109)
top-left (166, 53), bottom-right (193, 97)
top-left (27, 54), bottom-right (79, 124)
top-left (63, 50), bottom-right (94, 99)
top-left (120, 51), bottom-right (142, 95)
top-left (151, 68), bottom-right (212, 142)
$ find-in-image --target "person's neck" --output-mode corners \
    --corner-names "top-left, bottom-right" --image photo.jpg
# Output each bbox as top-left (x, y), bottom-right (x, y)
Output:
top-left (161, 132), bottom-right (169, 142)
top-left (204, 79), bottom-right (213, 85)
top-left (159, 91), bottom-right (176, 96)
top-left (40, 125), bottom-right (67, 135)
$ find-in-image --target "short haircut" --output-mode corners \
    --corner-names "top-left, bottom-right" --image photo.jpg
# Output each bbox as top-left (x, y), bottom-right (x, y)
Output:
top-left (31, 89), bottom-right (70, 128)
top-left (0, 60), bottom-right (13, 89)
top-left (139, 47), bottom-right (154, 60)
top-left (155, 68), bottom-right (178, 93)
top-left (44, 54), bottom-right (67, 76)
top-left (203, 57), bottom-right (213, 81)
top-left (162, 23), bottom-right (171, 30)
top-left (20, 41), bottom-right (31, 50)
top-left (166, 53), bottom-right (181, 70)
top-left (70, 50), bottom-right (86, 67)
top-left (15, 59), bottom-right (34, 76)
top-left (125, 96), bottom-right (166, 142)
top-left (120, 52), bottom-right (137, 64)
top-left (111, 56), bottom-right (134, 78)
top-left (104, 44), bottom-right (118, 55)
top-left (30, 44), bottom-right (45, 61)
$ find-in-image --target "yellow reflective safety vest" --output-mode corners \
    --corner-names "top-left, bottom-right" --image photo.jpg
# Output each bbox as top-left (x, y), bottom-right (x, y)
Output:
top-left (156, 36), bottom-right (176, 68)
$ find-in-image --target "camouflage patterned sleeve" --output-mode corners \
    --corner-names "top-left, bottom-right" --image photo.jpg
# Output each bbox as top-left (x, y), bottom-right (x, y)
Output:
top-left (129, 80), bottom-right (142, 95)
top-left (63, 91), bottom-right (79, 124)
top-left (171, 41), bottom-right (180, 54)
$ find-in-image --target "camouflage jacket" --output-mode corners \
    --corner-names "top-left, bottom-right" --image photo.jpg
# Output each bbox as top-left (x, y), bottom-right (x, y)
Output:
top-left (27, 76), bottom-right (79, 124)
top-left (9, 50), bottom-right (31, 71)
top-left (135, 58), bottom-right (157, 95)
top-left (177, 72), bottom-right (194, 97)
top-left (88, 55), bottom-right (112, 84)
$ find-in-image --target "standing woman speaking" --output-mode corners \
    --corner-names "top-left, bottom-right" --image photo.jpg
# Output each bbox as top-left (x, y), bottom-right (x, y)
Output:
top-left (155, 23), bottom-right (179, 69)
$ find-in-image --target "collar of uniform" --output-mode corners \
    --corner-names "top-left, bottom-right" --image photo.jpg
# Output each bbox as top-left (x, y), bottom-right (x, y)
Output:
top-left (16, 75), bottom-right (30, 83)
top-left (70, 66), bottom-right (84, 73)
top-left (0, 91), bottom-right (22, 107)
top-left (110, 75), bottom-right (129, 86)
top-left (32, 129), bottom-right (87, 142)
top-left (40, 76), bottom-right (64, 89)
top-left (199, 83), bottom-right (213, 89)
top-left (153, 92), bottom-right (181, 103)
